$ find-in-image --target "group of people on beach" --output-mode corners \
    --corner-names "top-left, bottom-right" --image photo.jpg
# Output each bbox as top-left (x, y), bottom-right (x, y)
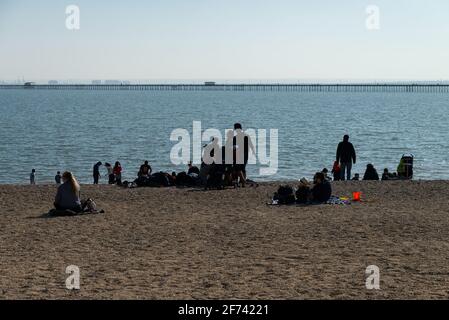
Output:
top-left (86, 123), bottom-right (255, 189)
top-left (321, 135), bottom-right (412, 182)
top-left (30, 133), bottom-right (410, 188)
top-left (93, 161), bottom-right (123, 185)
top-left (28, 128), bottom-right (413, 211)
top-left (273, 134), bottom-right (413, 205)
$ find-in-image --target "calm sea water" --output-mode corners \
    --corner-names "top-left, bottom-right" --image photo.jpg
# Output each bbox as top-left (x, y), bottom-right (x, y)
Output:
top-left (0, 89), bottom-right (448, 184)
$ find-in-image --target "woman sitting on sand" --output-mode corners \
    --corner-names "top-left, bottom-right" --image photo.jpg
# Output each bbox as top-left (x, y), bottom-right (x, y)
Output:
top-left (54, 172), bottom-right (82, 212)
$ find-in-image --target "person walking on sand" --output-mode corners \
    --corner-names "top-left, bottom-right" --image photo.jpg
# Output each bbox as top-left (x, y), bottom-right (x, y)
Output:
top-left (336, 135), bottom-right (356, 181)
top-left (30, 169), bottom-right (36, 185)
top-left (55, 171), bottom-right (62, 184)
top-left (93, 161), bottom-right (102, 184)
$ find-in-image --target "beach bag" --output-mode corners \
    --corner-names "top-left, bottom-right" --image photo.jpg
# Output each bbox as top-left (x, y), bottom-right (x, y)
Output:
top-left (276, 185), bottom-right (296, 205)
top-left (83, 198), bottom-right (97, 212)
top-left (151, 172), bottom-right (170, 187)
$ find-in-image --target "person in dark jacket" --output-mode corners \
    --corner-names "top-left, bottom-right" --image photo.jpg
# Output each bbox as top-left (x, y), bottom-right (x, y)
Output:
top-left (93, 161), bottom-right (102, 184)
top-left (187, 161), bottom-right (200, 175)
top-left (311, 172), bottom-right (332, 203)
top-left (363, 164), bottom-right (380, 181)
top-left (336, 135), bottom-right (356, 181)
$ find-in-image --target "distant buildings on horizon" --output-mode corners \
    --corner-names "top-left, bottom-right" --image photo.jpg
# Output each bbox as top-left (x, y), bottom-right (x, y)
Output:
top-left (2, 79), bottom-right (449, 85)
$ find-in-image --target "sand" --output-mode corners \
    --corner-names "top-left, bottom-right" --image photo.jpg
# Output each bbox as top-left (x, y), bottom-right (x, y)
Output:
top-left (1, 180), bottom-right (449, 300)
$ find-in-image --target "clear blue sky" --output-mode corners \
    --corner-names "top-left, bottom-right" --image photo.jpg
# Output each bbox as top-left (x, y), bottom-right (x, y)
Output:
top-left (1, 0), bottom-right (448, 81)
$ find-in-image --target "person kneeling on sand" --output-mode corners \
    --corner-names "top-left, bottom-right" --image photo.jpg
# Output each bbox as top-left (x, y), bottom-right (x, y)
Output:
top-left (54, 172), bottom-right (82, 212)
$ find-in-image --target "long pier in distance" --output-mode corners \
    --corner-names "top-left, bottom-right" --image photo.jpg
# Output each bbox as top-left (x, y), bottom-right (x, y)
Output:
top-left (1, 82), bottom-right (449, 93)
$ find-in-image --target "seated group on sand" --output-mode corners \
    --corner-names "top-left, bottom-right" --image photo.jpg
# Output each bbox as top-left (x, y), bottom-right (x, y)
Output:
top-left (124, 123), bottom-right (255, 190)
top-left (273, 172), bottom-right (333, 205)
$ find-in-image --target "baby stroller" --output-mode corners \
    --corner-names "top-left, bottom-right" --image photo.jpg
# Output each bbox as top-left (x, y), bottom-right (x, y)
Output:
top-left (397, 154), bottom-right (414, 179)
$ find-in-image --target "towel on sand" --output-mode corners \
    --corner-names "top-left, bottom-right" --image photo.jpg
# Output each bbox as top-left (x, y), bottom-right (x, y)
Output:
top-left (267, 196), bottom-right (351, 206)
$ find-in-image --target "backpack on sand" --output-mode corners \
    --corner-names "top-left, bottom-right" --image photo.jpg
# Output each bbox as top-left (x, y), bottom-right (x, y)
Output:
top-left (83, 198), bottom-right (97, 212)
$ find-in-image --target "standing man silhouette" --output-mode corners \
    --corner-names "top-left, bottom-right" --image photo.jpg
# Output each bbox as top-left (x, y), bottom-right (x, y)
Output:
top-left (336, 135), bottom-right (356, 181)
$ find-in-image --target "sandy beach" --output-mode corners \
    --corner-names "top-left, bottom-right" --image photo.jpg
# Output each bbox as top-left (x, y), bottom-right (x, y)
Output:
top-left (1, 180), bottom-right (449, 300)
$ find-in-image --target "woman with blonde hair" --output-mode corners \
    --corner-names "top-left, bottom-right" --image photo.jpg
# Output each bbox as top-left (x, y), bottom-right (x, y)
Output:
top-left (54, 171), bottom-right (82, 212)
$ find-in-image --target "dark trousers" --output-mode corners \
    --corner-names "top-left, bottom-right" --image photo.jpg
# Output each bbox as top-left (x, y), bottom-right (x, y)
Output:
top-left (93, 174), bottom-right (99, 184)
top-left (340, 162), bottom-right (352, 181)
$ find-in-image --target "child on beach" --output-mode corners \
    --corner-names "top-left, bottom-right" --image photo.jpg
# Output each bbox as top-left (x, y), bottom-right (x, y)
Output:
top-left (30, 169), bottom-right (36, 185)
top-left (113, 162), bottom-right (122, 185)
top-left (55, 171), bottom-right (62, 184)
top-left (331, 161), bottom-right (341, 181)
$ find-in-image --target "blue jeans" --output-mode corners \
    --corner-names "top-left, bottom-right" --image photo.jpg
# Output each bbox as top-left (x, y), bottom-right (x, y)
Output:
top-left (340, 162), bottom-right (352, 181)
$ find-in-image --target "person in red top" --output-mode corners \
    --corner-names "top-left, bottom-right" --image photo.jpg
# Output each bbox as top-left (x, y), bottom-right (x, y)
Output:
top-left (331, 161), bottom-right (341, 181)
top-left (113, 161), bottom-right (122, 185)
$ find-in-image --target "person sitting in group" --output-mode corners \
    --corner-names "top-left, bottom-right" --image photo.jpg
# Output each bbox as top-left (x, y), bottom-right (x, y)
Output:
top-left (55, 171), bottom-right (62, 184)
top-left (352, 173), bottom-right (360, 181)
top-left (138, 161), bottom-right (152, 178)
top-left (187, 161), bottom-right (200, 175)
top-left (322, 168), bottom-right (332, 182)
top-left (171, 172), bottom-right (177, 184)
top-left (331, 161), bottom-right (341, 181)
top-left (382, 168), bottom-right (390, 181)
top-left (363, 163), bottom-right (380, 181)
top-left (296, 172), bottom-right (332, 204)
top-left (311, 172), bottom-right (332, 203)
top-left (54, 172), bottom-right (82, 212)
top-left (113, 161), bottom-right (122, 185)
